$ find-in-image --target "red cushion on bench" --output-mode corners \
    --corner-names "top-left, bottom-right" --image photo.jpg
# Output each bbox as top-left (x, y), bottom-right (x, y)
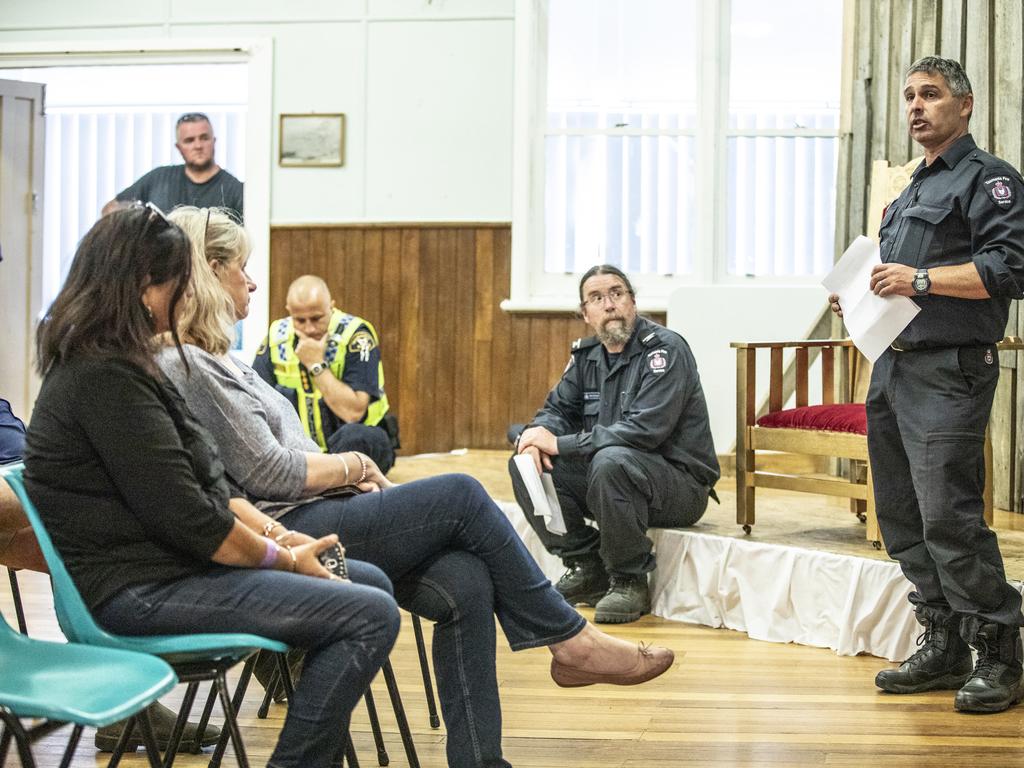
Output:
top-left (756, 403), bottom-right (867, 435)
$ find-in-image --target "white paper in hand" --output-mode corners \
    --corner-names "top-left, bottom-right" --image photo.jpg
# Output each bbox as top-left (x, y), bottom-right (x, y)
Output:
top-left (512, 454), bottom-right (567, 535)
top-left (822, 236), bottom-right (921, 362)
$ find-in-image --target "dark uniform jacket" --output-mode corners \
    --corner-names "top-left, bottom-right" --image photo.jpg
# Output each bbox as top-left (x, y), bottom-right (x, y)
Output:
top-left (529, 316), bottom-right (720, 488)
top-left (882, 134), bottom-right (1024, 348)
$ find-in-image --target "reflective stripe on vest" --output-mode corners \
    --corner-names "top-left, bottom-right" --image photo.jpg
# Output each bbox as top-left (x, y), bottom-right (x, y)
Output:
top-left (267, 309), bottom-right (389, 450)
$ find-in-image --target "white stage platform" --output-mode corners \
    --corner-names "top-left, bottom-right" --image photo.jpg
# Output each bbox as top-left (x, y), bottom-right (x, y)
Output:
top-left (498, 501), bottom-right (925, 662)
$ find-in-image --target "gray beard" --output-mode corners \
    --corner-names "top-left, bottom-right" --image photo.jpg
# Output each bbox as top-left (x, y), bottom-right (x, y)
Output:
top-left (597, 319), bottom-right (634, 347)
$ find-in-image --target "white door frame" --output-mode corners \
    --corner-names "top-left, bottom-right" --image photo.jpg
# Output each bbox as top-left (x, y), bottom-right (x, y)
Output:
top-left (0, 38), bottom-right (274, 361)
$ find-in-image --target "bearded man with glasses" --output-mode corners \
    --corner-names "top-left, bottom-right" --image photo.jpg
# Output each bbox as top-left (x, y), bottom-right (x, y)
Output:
top-left (509, 264), bottom-right (719, 624)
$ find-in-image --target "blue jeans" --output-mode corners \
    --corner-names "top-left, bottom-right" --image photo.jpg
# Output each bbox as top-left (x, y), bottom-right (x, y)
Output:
top-left (281, 473), bottom-right (587, 768)
top-left (95, 561), bottom-right (400, 768)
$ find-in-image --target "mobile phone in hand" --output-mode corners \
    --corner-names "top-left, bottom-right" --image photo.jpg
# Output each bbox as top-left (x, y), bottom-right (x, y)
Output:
top-left (318, 543), bottom-right (350, 582)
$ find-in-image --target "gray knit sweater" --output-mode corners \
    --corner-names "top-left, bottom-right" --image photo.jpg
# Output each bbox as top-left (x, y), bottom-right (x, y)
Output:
top-left (156, 345), bottom-right (319, 507)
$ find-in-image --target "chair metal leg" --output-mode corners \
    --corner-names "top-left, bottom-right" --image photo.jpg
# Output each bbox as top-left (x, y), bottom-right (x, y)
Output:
top-left (134, 707), bottom-right (166, 768)
top-left (344, 732), bottom-right (360, 768)
top-left (380, 661), bottom-right (419, 768)
top-left (0, 719), bottom-right (13, 765)
top-left (161, 680), bottom-right (200, 768)
top-left (411, 615), bottom-right (440, 729)
top-left (194, 683), bottom-right (219, 748)
top-left (363, 688), bottom-right (389, 766)
top-left (275, 652), bottom-right (296, 702)
top-left (215, 668), bottom-right (250, 768)
top-left (209, 658), bottom-right (256, 768)
top-left (7, 568), bottom-right (28, 635)
top-left (0, 710), bottom-right (37, 768)
top-left (57, 724), bottom-right (84, 768)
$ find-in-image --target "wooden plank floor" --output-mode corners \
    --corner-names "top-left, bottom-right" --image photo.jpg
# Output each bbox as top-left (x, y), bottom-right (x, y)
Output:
top-left (5, 451), bottom-right (1024, 767)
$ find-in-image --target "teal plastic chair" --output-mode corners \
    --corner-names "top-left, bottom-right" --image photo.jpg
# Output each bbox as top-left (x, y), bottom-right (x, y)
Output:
top-left (0, 605), bottom-right (177, 768)
top-left (1, 463), bottom-right (290, 768)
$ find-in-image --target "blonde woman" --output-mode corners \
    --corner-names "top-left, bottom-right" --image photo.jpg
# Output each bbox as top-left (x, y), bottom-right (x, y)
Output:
top-left (158, 206), bottom-right (676, 768)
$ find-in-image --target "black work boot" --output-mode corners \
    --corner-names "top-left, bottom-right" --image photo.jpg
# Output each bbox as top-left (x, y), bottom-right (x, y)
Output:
top-left (555, 556), bottom-right (610, 607)
top-left (95, 700), bottom-right (221, 753)
top-left (594, 574), bottom-right (650, 624)
top-left (875, 608), bottom-right (972, 693)
top-left (954, 620), bottom-right (1024, 713)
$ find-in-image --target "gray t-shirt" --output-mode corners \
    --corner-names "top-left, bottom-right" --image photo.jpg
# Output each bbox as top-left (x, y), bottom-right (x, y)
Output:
top-left (156, 345), bottom-right (318, 512)
top-left (116, 165), bottom-right (244, 221)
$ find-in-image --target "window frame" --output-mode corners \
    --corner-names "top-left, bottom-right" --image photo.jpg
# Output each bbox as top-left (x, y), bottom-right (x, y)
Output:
top-left (507, 0), bottom-right (840, 312)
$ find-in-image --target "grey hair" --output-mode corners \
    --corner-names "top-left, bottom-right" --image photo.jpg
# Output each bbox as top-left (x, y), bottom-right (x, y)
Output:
top-left (907, 56), bottom-right (973, 98)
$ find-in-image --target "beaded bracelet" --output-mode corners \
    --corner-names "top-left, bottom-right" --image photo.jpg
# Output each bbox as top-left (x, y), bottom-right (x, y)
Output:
top-left (262, 520), bottom-right (283, 538)
top-left (354, 452), bottom-right (368, 485)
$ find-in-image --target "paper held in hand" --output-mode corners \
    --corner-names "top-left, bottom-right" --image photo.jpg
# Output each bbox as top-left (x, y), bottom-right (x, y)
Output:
top-left (511, 454), bottom-right (567, 535)
top-left (821, 236), bottom-right (921, 362)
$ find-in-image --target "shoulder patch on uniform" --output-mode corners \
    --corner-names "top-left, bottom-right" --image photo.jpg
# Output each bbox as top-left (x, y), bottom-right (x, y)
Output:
top-left (984, 174), bottom-right (1015, 207)
top-left (348, 330), bottom-right (377, 362)
top-left (571, 336), bottom-right (600, 352)
top-left (255, 337), bottom-right (268, 356)
top-left (647, 348), bottom-right (669, 372)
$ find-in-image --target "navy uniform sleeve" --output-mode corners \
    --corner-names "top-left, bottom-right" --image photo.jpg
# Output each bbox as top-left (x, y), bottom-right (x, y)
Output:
top-left (251, 336), bottom-right (276, 387)
top-left (532, 351), bottom-right (585, 448)
top-left (970, 165), bottom-right (1024, 299)
top-left (0, 398), bottom-right (26, 464)
top-left (560, 341), bottom-right (696, 459)
top-left (74, 362), bottom-right (235, 561)
top-left (341, 323), bottom-right (383, 399)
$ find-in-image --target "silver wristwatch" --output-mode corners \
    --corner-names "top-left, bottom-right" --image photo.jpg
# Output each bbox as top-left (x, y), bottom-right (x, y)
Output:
top-left (308, 361), bottom-right (328, 377)
top-left (912, 268), bottom-right (931, 296)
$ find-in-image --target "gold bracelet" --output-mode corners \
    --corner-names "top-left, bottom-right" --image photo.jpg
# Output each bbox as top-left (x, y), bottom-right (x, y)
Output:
top-left (274, 530), bottom-right (294, 544)
top-left (339, 452), bottom-right (351, 485)
top-left (284, 544), bottom-right (297, 572)
top-left (262, 520), bottom-right (283, 538)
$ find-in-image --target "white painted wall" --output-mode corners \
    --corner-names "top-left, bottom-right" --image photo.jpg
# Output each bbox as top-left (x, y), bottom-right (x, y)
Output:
top-left (0, 0), bottom-right (515, 224)
top-left (666, 285), bottom-right (830, 453)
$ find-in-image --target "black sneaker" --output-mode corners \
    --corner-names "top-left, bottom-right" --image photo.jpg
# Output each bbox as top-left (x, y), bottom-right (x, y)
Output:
top-left (875, 610), bottom-right (972, 694)
top-left (555, 557), bottom-right (610, 607)
top-left (94, 701), bottom-right (221, 754)
top-left (955, 621), bottom-right (1024, 713)
top-left (594, 574), bottom-right (650, 624)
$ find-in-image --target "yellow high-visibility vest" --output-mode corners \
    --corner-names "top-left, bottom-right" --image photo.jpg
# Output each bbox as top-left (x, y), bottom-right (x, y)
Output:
top-left (267, 309), bottom-right (389, 450)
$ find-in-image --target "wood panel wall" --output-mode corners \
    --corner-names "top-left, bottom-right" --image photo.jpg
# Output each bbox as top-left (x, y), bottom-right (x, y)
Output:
top-left (836, 0), bottom-right (1024, 509)
top-left (268, 224), bottom-right (665, 456)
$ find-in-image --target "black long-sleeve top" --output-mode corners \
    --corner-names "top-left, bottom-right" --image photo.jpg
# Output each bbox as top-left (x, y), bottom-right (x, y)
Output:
top-left (23, 355), bottom-right (236, 610)
top-left (882, 134), bottom-right (1024, 348)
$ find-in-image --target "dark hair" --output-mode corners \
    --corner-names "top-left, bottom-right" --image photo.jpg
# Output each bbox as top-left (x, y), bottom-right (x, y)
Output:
top-left (176, 112), bottom-right (211, 128)
top-left (578, 264), bottom-right (636, 305)
top-left (907, 56), bottom-right (973, 98)
top-left (36, 207), bottom-right (192, 375)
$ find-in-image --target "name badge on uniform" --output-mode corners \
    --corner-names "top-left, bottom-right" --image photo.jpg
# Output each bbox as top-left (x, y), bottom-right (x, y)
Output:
top-left (583, 391), bottom-right (600, 401)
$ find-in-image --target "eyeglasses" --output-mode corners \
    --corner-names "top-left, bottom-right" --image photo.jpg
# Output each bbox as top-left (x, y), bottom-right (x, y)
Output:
top-left (582, 287), bottom-right (631, 307)
top-left (176, 112), bottom-right (210, 127)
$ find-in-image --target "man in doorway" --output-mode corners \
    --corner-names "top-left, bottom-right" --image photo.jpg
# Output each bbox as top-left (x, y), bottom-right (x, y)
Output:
top-left (253, 275), bottom-right (397, 473)
top-left (102, 112), bottom-right (243, 220)
top-left (510, 265), bottom-right (719, 624)
top-left (830, 56), bottom-right (1024, 713)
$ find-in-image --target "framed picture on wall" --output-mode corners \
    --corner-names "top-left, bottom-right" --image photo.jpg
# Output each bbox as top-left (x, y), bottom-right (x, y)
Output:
top-left (279, 113), bottom-right (345, 167)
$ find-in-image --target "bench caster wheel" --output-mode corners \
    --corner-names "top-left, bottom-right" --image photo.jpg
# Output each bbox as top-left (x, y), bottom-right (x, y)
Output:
top-left (742, 524), bottom-right (751, 535)
top-left (872, 540), bottom-right (882, 550)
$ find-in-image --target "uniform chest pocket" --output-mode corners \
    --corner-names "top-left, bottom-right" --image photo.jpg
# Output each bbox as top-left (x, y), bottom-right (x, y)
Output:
top-left (582, 399), bottom-right (601, 427)
top-left (896, 203), bottom-right (952, 265)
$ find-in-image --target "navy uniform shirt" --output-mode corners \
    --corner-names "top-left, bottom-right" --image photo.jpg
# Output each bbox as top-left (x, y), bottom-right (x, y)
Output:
top-left (529, 316), bottom-right (720, 488)
top-left (881, 134), bottom-right (1024, 348)
top-left (0, 397), bottom-right (25, 464)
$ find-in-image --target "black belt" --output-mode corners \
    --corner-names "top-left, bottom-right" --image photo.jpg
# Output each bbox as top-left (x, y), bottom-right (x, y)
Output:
top-left (890, 341), bottom-right (995, 353)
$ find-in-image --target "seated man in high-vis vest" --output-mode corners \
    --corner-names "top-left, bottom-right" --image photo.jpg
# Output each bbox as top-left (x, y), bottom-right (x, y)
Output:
top-left (253, 274), bottom-right (397, 473)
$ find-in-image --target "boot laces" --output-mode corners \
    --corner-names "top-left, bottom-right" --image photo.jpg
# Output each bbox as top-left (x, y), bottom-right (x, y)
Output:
top-left (905, 625), bottom-right (938, 663)
top-left (609, 575), bottom-right (639, 593)
top-left (972, 636), bottom-right (1001, 679)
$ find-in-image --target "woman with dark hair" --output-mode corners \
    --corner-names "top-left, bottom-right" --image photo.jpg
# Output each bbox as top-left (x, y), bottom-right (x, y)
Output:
top-left (156, 206), bottom-right (676, 768)
top-left (22, 206), bottom-right (401, 768)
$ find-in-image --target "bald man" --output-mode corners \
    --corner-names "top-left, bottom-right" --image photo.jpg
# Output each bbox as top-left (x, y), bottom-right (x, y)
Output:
top-left (253, 275), bottom-right (397, 472)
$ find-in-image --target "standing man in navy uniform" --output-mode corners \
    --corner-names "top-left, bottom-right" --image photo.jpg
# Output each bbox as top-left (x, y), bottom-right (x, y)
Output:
top-left (510, 265), bottom-right (719, 624)
top-left (830, 56), bottom-right (1024, 713)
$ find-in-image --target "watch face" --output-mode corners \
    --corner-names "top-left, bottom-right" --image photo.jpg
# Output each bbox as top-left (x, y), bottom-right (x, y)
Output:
top-left (913, 276), bottom-right (928, 293)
